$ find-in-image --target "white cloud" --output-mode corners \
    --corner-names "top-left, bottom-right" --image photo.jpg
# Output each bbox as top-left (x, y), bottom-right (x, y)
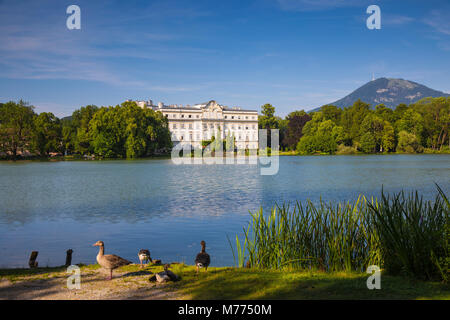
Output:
top-left (382, 14), bottom-right (414, 26)
top-left (423, 9), bottom-right (450, 35)
top-left (276, 0), bottom-right (370, 12)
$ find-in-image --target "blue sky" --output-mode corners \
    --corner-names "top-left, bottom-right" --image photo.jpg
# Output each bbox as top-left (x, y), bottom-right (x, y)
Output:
top-left (0, 0), bottom-right (449, 117)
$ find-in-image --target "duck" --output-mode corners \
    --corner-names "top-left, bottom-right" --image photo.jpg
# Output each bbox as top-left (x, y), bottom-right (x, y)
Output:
top-left (194, 240), bottom-right (210, 273)
top-left (93, 240), bottom-right (131, 280)
top-left (138, 249), bottom-right (152, 268)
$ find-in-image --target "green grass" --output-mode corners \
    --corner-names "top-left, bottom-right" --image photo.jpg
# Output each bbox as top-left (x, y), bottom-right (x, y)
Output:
top-left (169, 266), bottom-right (449, 300)
top-left (1, 263), bottom-right (448, 299)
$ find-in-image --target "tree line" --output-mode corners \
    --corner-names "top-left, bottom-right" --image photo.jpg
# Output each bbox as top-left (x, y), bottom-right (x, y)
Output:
top-left (258, 97), bottom-right (450, 154)
top-left (0, 100), bottom-right (172, 159)
top-left (1, 96), bottom-right (448, 159)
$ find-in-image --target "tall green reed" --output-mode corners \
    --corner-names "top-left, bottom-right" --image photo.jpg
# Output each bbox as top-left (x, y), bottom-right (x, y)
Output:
top-left (230, 187), bottom-right (448, 281)
top-left (230, 196), bottom-right (381, 272)
top-left (367, 187), bottom-right (448, 281)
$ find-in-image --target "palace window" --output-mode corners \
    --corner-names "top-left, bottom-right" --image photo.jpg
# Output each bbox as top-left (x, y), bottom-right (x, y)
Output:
top-left (181, 124), bottom-right (185, 129)
top-left (173, 124), bottom-right (177, 129)
top-left (188, 115), bottom-right (192, 118)
top-left (224, 116), bottom-right (227, 119)
top-left (181, 114), bottom-right (184, 118)
top-left (196, 115), bottom-right (200, 118)
top-left (231, 116), bottom-right (234, 119)
top-left (189, 123), bottom-right (193, 129)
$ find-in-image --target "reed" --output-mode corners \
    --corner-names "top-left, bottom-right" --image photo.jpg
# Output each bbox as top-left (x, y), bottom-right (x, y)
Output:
top-left (230, 187), bottom-right (448, 281)
top-left (368, 187), bottom-right (448, 281)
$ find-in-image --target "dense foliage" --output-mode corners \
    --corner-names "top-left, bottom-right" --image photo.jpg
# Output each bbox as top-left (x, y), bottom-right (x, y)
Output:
top-left (259, 97), bottom-right (449, 154)
top-left (0, 100), bottom-right (172, 159)
top-left (230, 187), bottom-right (448, 281)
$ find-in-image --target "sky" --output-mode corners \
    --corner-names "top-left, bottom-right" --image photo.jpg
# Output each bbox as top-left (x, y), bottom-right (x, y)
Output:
top-left (0, 0), bottom-right (449, 117)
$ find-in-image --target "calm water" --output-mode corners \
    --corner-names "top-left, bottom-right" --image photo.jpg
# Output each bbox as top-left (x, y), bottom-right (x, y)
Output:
top-left (0, 155), bottom-right (449, 268)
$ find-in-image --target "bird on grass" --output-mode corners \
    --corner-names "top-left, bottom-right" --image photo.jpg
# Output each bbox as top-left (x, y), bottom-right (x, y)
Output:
top-left (138, 249), bottom-right (152, 268)
top-left (93, 240), bottom-right (131, 280)
top-left (195, 240), bottom-right (210, 273)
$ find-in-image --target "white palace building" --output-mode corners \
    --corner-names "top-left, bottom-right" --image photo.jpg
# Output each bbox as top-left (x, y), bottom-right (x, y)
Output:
top-left (133, 99), bottom-right (259, 150)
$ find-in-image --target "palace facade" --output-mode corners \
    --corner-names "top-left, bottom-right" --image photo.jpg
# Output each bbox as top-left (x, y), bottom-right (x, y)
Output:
top-left (134, 99), bottom-right (259, 150)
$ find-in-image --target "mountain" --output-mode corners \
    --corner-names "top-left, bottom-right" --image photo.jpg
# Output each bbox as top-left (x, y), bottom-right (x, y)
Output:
top-left (324, 78), bottom-right (449, 110)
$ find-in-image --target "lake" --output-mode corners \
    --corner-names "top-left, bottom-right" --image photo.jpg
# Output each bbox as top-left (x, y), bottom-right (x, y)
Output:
top-left (0, 155), bottom-right (449, 268)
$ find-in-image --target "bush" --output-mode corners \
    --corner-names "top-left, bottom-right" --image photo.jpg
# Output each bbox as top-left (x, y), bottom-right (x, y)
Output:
top-left (397, 130), bottom-right (424, 153)
top-left (296, 134), bottom-right (337, 155)
top-left (336, 144), bottom-right (358, 155)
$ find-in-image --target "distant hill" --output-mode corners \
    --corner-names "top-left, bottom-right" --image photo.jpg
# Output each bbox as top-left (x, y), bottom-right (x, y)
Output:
top-left (317, 78), bottom-right (449, 111)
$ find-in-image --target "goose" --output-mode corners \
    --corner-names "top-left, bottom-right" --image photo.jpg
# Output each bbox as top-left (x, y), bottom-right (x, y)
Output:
top-left (194, 240), bottom-right (210, 273)
top-left (93, 240), bottom-right (131, 280)
top-left (138, 249), bottom-right (152, 268)
top-left (163, 264), bottom-right (180, 281)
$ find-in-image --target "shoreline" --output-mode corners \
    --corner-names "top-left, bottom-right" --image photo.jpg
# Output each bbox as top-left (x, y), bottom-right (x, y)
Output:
top-left (1, 151), bottom-right (449, 162)
top-left (1, 263), bottom-right (448, 300)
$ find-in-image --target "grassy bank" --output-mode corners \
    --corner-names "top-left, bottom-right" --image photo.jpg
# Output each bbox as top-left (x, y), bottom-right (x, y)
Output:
top-left (1, 263), bottom-right (449, 300)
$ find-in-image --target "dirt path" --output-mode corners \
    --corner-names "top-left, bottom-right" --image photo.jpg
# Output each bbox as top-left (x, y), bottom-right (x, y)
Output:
top-left (0, 267), bottom-right (183, 300)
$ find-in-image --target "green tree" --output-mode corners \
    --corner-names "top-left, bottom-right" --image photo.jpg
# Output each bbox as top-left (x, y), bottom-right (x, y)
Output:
top-left (396, 109), bottom-right (424, 143)
top-left (62, 105), bottom-right (98, 155)
top-left (340, 99), bottom-right (371, 145)
top-left (283, 110), bottom-right (312, 150)
top-left (258, 103), bottom-right (283, 149)
top-left (411, 97), bottom-right (449, 150)
top-left (321, 105), bottom-right (342, 125)
top-left (296, 112), bottom-right (338, 154)
top-left (261, 103), bottom-right (275, 118)
top-left (397, 130), bottom-right (424, 153)
top-left (33, 112), bottom-right (62, 156)
top-left (360, 132), bottom-right (377, 153)
top-left (375, 104), bottom-right (395, 124)
top-left (0, 100), bottom-right (36, 158)
top-left (381, 121), bottom-right (395, 152)
top-left (89, 101), bottom-right (172, 158)
top-left (359, 114), bottom-right (385, 153)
